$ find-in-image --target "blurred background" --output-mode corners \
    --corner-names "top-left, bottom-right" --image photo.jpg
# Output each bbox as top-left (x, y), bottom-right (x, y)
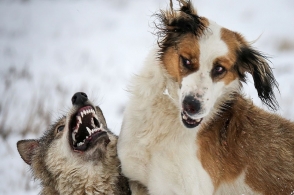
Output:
top-left (0, 0), bottom-right (293, 194)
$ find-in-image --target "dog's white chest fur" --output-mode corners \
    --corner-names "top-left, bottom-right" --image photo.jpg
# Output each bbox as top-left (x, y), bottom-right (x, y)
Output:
top-left (147, 132), bottom-right (214, 195)
top-left (118, 51), bottom-right (214, 194)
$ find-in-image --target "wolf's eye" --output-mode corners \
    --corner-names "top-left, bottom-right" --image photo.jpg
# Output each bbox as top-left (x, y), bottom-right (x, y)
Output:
top-left (57, 125), bottom-right (65, 133)
top-left (212, 65), bottom-right (226, 77)
top-left (181, 56), bottom-right (194, 70)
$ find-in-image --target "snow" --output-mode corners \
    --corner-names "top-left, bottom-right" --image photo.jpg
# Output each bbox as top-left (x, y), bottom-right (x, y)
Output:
top-left (0, 0), bottom-right (293, 194)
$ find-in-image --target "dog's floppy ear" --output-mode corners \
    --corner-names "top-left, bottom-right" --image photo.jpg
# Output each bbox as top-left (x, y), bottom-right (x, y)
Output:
top-left (235, 46), bottom-right (279, 111)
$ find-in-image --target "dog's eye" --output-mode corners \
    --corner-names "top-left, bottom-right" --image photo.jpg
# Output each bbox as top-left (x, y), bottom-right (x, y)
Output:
top-left (181, 56), bottom-right (194, 70)
top-left (212, 65), bottom-right (226, 76)
top-left (57, 125), bottom-right (65, 133)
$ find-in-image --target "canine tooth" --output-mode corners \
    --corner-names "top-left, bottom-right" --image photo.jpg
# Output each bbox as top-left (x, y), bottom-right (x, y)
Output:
top-left (183, 114), bottom-right (187, 120)
top-left (86, 127), bottom-right (92, 135)
top-left (91, 118), bottom-right (95, 127)
top-left (72, 133), bottom-right (76, 142)
top-left (73, 128), bottom-right (78, 133)
top-left (81, 112), bottom-right (84, 118)
top-left (77, 116), bottom-right (82, 124)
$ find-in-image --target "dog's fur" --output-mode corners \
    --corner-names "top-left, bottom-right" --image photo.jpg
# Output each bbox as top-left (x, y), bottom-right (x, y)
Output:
top-left (118, 1), bottom-right (294, 194)
top-left (17, 92), bottom-right (131, 195)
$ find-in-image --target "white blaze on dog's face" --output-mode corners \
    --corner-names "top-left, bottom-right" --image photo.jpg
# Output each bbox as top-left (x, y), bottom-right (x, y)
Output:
top-left (180, 22), bottom-right (232, 118)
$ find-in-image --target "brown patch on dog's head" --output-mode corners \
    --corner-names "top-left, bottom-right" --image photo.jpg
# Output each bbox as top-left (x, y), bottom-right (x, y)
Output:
top-left (154, 0), bottom-right (208, 82)
top-left (161, 34), bottom-right (200, 82)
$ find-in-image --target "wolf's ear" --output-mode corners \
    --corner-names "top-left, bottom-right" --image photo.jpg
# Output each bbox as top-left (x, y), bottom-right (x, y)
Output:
top-left (17, 140), bottom-right (39, 165)
top-left (235, 46), bottom-right (279, 111)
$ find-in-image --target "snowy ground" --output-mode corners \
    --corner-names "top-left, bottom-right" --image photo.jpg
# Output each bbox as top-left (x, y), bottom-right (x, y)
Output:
top-left (0, 0), bottom-right (294, 194)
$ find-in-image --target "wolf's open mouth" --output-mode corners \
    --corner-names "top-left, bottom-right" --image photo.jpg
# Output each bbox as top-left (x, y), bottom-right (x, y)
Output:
top-left (69, 106), bottom-right (106, 151)
top-left (181, 111), bottom-right (203, 128)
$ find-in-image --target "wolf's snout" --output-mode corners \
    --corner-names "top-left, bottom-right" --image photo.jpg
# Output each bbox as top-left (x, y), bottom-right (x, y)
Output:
top-left (182, 95), bottom-right (201, 116)
top-left (72, 92), bottom-right (88, 105)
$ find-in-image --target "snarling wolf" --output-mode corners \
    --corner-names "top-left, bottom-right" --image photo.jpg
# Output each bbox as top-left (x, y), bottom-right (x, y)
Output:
top-left (17, 92), bottom-right (131, 195)
top-left (118, 0), bottom-right (294, 194)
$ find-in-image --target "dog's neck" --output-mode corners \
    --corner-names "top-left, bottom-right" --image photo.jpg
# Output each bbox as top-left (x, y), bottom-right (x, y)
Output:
top-left (201, 94), bottom-right (250, 142)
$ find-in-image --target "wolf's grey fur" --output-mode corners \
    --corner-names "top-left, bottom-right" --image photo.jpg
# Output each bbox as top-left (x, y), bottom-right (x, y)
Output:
top-left (17, 93), bottom-right (131, 195)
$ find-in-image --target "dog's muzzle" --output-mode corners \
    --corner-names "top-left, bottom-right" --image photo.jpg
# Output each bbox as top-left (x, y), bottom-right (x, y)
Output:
top-left (181, 95), bottom-right (203, 128)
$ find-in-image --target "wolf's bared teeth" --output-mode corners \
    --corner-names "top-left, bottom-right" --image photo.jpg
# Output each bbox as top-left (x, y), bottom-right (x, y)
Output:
top-left (77, 116), bottom-right (82, 124)
top-left (81, 112), bottom-right (84, 118)
top-left (86, 127), bottom-right (92, 136)
top-left (72, 132), bottom-right (76, 143)
top-left (91, 118), bottom-right (95, 128)
top-left (73, 128), bottom-right (78, 133)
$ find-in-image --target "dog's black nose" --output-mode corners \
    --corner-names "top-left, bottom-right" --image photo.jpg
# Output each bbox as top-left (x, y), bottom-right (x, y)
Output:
top-left (71, 92), bottom-right (88, 105)
top-left (182, 95), bottom-right (201, 115)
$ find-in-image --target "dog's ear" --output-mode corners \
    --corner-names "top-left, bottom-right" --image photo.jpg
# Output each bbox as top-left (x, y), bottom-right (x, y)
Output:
top-left (156, 0), bottom-right (206, 56)
top-left (17, 139), bottom-right (39, 165)
top-left (178, 0), bottom-right (197, 15)
top-left (235, 46), bottom-right (279, 111)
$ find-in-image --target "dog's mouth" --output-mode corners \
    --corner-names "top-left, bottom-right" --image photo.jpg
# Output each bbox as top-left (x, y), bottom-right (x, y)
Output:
top-left (181, 111), bottom-right (203, 128)
top-left (69, 105), bottom-right (108, 152)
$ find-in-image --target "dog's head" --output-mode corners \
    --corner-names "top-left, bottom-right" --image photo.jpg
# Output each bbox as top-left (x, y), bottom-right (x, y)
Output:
top-left (156, 0), bottom-right (278, 128)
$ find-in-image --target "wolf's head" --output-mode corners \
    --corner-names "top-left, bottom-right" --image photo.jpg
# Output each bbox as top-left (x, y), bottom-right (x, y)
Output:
top-left (17, 92), bottom-right (115, 164)
top-left (17, 92), bottom-right (123, 194)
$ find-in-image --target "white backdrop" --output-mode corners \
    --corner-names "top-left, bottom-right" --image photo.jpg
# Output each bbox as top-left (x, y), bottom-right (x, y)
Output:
top-left (0, 0), bottom-right (294, 194)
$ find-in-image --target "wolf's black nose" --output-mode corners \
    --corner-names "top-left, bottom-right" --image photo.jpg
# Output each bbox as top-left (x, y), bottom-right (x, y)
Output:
top-left (72, 92), bottom-right (88, 105)
top-left (182, 95), bottom-right (201, 115)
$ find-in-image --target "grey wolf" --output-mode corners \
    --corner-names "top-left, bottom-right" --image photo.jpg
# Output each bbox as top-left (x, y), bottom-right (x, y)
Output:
top-left (117, 0), bottom-right (294, 194)
top-left (17, 92), bottom-right (131, 195)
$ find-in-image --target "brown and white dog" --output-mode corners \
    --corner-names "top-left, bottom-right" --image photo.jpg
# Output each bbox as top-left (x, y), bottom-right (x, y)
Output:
top-left (118, 0), bottom-right (294, 194)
